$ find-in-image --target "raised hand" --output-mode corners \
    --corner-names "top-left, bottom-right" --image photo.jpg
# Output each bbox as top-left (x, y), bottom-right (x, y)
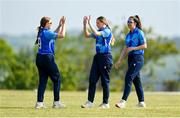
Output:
top-left (87, 15), bottom-right (91, 24)
top-left (83, 16), bottom-right (88, 26)
top-left (60, 16), bottom-right (66, 26)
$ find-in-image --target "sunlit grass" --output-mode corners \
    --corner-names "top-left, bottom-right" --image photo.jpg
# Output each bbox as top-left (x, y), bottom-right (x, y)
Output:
top-left (0, 90), bottom-right (180, 117)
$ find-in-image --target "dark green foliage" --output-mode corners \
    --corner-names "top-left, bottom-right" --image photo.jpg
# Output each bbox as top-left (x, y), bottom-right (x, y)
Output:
top-left (0, 24), bottom-right (179, 91)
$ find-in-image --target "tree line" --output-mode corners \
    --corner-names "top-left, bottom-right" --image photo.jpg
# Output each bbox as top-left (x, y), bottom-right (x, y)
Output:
top-left (0, 24), bottom-right (179, 91)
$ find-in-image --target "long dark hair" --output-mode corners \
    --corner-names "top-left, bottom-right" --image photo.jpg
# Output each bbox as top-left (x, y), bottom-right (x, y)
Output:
top-left (35, 16), bottom-right (50, 45)
top-left (97, 16), bottom-right (111, 30)
top-left (129, 15), bottom-right (142, 30)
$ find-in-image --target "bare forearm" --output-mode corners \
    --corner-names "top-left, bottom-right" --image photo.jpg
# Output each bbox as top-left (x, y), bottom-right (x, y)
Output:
top-left (134, 43), bottom-right (147, 50)
top-left (84, 25), bottom-right (90, 38)
top-left (59, 24), bottom-right (66, 38)
top-left (88, 23), bottom-right (101, 36)
top-left (54, 25), bottom-right (61, 33)
top-left (118, 48), bottom-right (127, 62)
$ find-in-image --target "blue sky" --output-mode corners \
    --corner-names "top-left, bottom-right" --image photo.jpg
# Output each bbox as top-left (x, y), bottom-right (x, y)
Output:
top-left (0, 0), bottom-right (180, 37)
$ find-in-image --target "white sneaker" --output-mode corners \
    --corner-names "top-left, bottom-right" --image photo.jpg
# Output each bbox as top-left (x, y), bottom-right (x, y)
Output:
top-left (53, 101), bottom-right (66, 108)
top-left (137, 102), bottom-right (146, 108)
top-left (98, 103), bottom-right (110, 109)
top-left (115, 99), bottom-right (126, 108)
top-left (35, 102), bottom-right (46, 109)
top-left (81, 101), bottom-right (93, 108)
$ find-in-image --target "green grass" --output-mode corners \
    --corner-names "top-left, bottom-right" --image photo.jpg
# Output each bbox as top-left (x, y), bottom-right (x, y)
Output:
top-left (0, 90), bottom-right (180, 117)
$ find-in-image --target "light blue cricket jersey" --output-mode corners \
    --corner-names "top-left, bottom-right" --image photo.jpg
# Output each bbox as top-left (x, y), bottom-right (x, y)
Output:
top-left (90, 27), bottom-right (112, 54)
top-left (125, 27), bottom-right (146, 55)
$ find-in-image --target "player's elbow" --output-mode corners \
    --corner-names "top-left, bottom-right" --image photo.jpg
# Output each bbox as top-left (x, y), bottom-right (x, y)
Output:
top-left (58, 33), bottom-right (65, 38)
top-left (144, 43), bottom-right (147, 49)
top-left (85, 34), bottom-right (89, 38)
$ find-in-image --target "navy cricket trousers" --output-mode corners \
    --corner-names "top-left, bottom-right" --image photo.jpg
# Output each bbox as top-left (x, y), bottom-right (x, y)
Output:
top-left (88, 53), bottom-right (113, 104)
top-left (36, 54), bottom-right (61, 102)
top-left (122, 54), bottom-right (145, 102)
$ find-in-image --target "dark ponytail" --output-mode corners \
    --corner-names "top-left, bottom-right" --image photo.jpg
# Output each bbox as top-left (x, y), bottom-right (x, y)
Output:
top-left (35, 16), bottom-right (50, 45)
top-left (129, 15), bottom-right (142, 30)
top-left (134, 15), bottom-right (142, 30)
top-left (35, 26), bottom-right (42, 45)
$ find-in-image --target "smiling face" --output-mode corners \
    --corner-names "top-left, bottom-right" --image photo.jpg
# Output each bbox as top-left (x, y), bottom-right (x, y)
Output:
top-left (45, 20), bottom-right (52, 29)
top-left (127, 18), bottom-right (136, 30)
top-left (96, 19), bottom-right (105, 29)
top-left (40, 16), bottom-right (52, 29)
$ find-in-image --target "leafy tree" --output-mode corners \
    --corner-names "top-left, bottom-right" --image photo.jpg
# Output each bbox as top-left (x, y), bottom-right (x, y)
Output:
top-left (0, 39), bottom-right (16, 88)
top-left (0, 23), bottom-right (179, 91)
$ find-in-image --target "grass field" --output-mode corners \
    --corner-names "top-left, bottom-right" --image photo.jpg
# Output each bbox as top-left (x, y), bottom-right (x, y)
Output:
top-left (0, 90), bottom-right (180, 117)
